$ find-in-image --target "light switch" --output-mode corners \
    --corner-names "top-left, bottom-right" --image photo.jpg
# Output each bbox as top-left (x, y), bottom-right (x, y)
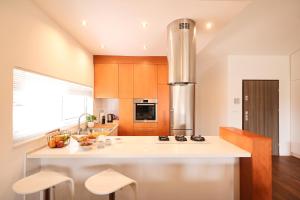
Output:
top-left (234, 98), bottom-right (240, 104)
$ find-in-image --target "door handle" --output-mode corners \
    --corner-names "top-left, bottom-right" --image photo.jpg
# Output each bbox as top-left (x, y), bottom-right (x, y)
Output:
top-left (244, 111), bottom-right (249, 121)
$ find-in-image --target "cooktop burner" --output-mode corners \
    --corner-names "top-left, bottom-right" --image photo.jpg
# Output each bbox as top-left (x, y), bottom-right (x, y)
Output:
top-left (175, 135), bottom-right (187, 142)
top-left (191, 135), bottom-right (205, 142)
top-left (158, 136), bottom-right (170, 141)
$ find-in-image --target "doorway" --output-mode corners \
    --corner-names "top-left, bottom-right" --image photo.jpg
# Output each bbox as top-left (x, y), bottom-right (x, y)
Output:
top-left (242, 80), bottom-right (279, 155)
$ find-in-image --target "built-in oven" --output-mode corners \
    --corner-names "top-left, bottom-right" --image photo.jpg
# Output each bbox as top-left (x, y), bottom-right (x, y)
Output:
top-left (134, 99), bottom-right (157, 122)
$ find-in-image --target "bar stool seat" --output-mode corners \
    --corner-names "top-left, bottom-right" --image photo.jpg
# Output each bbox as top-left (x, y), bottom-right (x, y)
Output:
top-left (13, 171), bottom-right (74, 199)
top-left (85, 169), bottom-right (137, 200)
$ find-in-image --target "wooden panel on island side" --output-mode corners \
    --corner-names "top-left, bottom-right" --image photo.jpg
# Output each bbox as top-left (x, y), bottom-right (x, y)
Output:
top-left (94, 64), bottom-right (119, 98)
top-left (118, 99), bottom-right (133, 136)
top-left (220, 127), bottom-right (272, 200)
top-left (118, 64), bottom-right (134, 98)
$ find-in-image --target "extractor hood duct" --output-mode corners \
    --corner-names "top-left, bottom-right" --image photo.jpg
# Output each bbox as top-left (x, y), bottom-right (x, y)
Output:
top-left (167, 18), bottom-right (196, 84)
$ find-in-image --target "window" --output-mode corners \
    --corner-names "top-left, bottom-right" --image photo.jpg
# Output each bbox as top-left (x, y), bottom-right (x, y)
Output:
top-left (13, 68), bottom-right (93, 143)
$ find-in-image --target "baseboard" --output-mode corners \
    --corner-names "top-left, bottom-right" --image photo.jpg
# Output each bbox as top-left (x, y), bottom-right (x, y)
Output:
top-left (291, 153), bottom-right (300, 159)
top-left (279, 142), bottom-right (291, 156)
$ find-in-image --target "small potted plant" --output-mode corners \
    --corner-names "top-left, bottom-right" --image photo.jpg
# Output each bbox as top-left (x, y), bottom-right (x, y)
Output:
top-left (86, 115), bottom-right (97, 128)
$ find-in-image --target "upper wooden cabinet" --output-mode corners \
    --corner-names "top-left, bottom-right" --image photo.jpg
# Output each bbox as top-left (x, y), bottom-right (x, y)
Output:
top-left (118, 64), bottom-right (134, 98)
top-left (157, 64), bottom-right (168, 84)
top-left (94, 64), bottom-right (118, 98)
top-left (134, 64), bottom-right (157, 98)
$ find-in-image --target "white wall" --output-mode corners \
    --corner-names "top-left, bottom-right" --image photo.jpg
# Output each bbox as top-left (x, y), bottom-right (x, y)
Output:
top-left (227, 55), bottom-right (291, 155)
top-left (195, 56), bottom-right (228, 135)
top-left (0, 0), bottom-right (93, 199)
top-left (291, 50), bottom-right (300, 158)
top-left (195, 0), bottom-right (300, 156)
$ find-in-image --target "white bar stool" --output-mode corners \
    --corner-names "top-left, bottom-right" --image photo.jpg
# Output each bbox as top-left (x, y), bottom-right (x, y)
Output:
top-left (13, 171), bottom-right (74, 200)
top-left (85, 169), bottom-right (137, 200)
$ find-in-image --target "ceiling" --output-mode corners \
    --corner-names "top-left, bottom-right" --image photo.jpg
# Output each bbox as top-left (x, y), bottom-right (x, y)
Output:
top-left (33, 0), bottom-right (251, 56)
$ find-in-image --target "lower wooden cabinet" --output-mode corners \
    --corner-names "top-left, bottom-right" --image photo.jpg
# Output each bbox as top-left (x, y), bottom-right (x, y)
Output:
top-left (118, 99), bottom-right (133, 136)
top-left (133, 127), bottom-right (158, 136)
top-left (157, 84), bottom-right (170, 136)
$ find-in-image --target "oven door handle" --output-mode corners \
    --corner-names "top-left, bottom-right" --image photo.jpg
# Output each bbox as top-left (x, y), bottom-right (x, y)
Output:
top-left (135, 103), bottom-right (156, 106)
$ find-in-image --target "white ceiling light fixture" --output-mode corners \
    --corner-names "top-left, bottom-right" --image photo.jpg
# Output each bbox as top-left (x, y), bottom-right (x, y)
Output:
top-left (100, 44), bottom-right (105, 49)
top-left (143, 45), bottom-right (147, 50)
top-left (205, 22), bottom-right (213, 30)
top-left (141, 21), bottom-right (148, 28)
top-left (81, 20), bottom-right (87, 27)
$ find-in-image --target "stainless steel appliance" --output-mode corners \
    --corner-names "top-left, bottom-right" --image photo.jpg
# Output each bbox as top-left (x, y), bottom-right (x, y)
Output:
top-left (170, 84), bottom-right (195, 135)
top-left (134, 99), bottom-right (157, 122)
top-left (167, 18), bottom-right (196, 136)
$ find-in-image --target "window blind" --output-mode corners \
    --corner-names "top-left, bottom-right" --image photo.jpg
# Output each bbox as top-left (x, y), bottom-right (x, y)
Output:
top-left (13, 68), bottom-right (93, 143)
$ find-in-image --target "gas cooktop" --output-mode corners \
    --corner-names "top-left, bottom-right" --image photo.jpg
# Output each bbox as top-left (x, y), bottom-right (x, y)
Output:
top-left (158, 135), bottom-right (206, 143)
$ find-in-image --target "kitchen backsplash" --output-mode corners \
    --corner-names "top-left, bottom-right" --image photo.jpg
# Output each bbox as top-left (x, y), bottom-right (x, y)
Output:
top-left (93, 98), bottom-right (119, 119)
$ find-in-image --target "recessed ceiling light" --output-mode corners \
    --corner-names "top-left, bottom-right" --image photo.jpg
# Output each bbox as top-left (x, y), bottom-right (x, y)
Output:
top-left (205, 22), bottom-right (213, 30)
top-left (100, 44), bottom-right (105, 49)
top-left (143, 45), bottom-right (147, 50)
top-left (141, 21), bottom-right (148, 28)
top-left (81, 20), bottom-right (87, 27)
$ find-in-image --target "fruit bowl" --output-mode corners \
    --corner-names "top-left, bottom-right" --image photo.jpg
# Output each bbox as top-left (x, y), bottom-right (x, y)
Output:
top-left (47, 130), bottom-right (70, 148)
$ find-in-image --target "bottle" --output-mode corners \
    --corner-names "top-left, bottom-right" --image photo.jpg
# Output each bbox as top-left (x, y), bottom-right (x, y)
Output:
top-left (99, 110), bottom-right (105, 124)
top-left (101, 115), bottom-right (106, 124)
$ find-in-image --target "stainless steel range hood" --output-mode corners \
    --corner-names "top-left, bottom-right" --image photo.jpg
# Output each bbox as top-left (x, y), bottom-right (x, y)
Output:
top-left (167, 18), bottom-right (196, 136)
top-left (167, 18), bottom-right (196, 84)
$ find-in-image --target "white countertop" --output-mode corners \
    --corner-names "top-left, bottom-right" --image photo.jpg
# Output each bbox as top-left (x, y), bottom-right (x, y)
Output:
top-left (27, 136), bottom-right (251, 159)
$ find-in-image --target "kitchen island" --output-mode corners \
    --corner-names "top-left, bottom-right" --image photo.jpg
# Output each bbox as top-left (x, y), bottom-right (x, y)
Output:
top-left (27, 135), bottom-right (250, 200)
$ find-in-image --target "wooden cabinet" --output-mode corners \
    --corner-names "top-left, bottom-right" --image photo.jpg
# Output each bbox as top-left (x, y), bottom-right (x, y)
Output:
top-left (118, 99), bottom-right (133, 136)
top-left (93, 56), bottom-right (169, 136)
top-left (94, 64), bottom-right (119, 98)
top-left (134, 64), bottom-right (157, 98)
top-left (157, 84), bottom-right (170, 136)
top-left (119, 64), bottom-right (134, 98)
top-left (133, 127), bottom-right (157, 136)
top-left (157, 64), bottom-right (168, 84)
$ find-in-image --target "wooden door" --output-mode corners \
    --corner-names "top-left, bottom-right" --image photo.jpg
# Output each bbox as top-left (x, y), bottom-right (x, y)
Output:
top-left (157, 84), bottom-right (170, 136)
top-left (118, 99), bottom-right (133, 136)
top-left (133, 64), bottom-right (157, 98)
top-left (243, 80), bottom-right (279, 155)
top-left (119, 64), bottom-right (133, 98)
top-left (94, 64), bottom-right (118, 98)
